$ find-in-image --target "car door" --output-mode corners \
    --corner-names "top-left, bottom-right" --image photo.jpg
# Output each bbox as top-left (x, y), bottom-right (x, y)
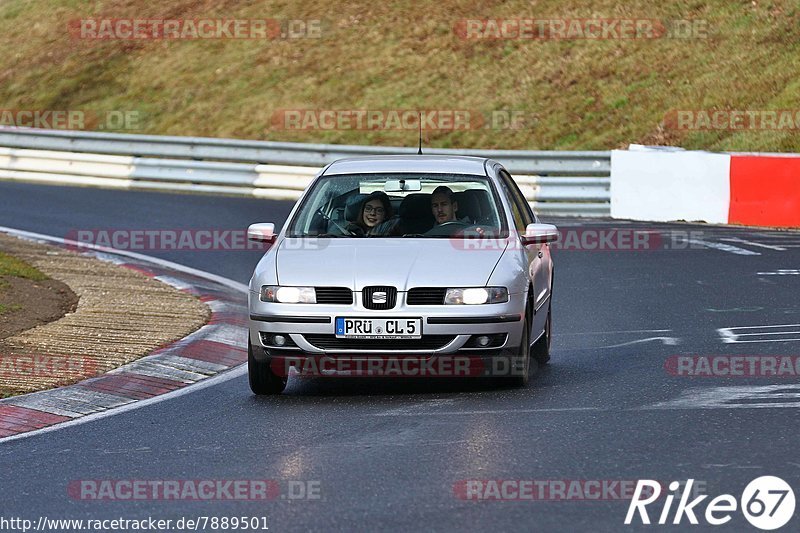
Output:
top-left (497, 169), bottom-right (551, 336)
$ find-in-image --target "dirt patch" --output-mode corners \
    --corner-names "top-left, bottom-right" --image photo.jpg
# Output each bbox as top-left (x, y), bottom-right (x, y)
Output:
top-left (0, 232), bottom-right (210, 397)
top-left (0, 275), bottom-right (78, 340)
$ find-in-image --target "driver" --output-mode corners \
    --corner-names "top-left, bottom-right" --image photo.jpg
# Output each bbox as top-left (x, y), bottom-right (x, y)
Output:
top-left (429, 185), bottom-right (485, 237)
top-left (430, 186), bottom-right (460, 225)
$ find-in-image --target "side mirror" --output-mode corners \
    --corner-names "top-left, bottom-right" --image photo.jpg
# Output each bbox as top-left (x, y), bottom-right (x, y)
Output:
top-left (520, 223), bottom-right (559, 245)
top-left (248, 223), bottom-right (277, 243)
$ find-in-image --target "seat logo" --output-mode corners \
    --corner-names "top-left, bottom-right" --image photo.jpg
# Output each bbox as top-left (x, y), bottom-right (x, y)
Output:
top-left (372, 291), bottom-right (387, 304)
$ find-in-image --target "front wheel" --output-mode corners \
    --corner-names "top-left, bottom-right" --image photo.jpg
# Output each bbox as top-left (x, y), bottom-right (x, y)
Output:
top-left (505, 312), bottom-right (531, 387)
top-left (248, 339), bottom-right (287, 395)
top-left (532, 302), bottom-right (552, 365)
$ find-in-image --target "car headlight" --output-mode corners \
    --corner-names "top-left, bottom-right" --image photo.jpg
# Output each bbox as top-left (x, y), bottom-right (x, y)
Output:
top-left (260, 285), bottom-right (316, 304)
top-left (444, 287), bottom-right (508, 305)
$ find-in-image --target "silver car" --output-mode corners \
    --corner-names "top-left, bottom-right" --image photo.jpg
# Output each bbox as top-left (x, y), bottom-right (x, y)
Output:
top-left (246, 155), bottom-right (558, 394)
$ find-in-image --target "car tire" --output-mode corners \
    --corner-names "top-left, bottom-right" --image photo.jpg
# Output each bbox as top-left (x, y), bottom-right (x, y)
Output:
top-left (532, 302), bottom-right (552, 365)
top-left (506, 310), bottom-right (531, 388)
top-left (248, 338), bottom-right (287, 395)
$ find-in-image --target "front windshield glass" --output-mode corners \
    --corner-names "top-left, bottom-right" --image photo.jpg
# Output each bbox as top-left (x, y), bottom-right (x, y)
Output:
top-left (287, 173), bottom-right (508, 238)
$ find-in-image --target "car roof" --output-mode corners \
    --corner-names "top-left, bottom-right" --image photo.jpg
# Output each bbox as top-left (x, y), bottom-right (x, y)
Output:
top-left (323, 155), bottom-right (490, 176)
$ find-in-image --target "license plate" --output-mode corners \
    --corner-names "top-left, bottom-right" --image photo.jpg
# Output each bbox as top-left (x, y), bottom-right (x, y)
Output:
top-left (335, 317), bottom-right (422, 339)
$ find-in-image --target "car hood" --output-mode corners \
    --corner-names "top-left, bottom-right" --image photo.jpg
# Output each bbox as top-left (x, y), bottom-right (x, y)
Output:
top-left (276, 238), bottom-right (508, 290)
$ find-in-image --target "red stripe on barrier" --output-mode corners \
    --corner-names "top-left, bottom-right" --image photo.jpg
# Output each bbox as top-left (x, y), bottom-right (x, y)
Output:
top-left (729, 155), bottom-right (800, 227)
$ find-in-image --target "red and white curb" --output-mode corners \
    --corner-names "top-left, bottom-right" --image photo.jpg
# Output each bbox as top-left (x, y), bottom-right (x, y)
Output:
top-left (0, 227), bottom-right (248, 441)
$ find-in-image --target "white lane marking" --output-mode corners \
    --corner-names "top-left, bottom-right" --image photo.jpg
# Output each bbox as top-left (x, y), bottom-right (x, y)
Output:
top-left (599, 336), bottom-right (680, 348)
top-left (647, 384), bottom-right (800, 410)
top-left (721, 323), bottom-right (800, 330)
top-left (719, 323), bottom-right (800, 344)
top-left (706, 307), bottom-right (763, 312)
top-left (757, 270), bottom-right (800, 275)
top-left (717, 324), bottom-right (800, 344)
top-left (375, 406), bottom-right (603, 417)
top-left (687, 239), bottom-right (761, 256)
top-left (735, 331), bottom-right (800, 337)
top-left (559, 329), bottom-right (672, 336)
top-left (719, 237), bottom-right (786, 251)
top-left (0, 227), bottom-right (249, 445)
top-left (718, 338), bottom-right (800, 344)
top-left (752, 232), bottom-right (800, 238)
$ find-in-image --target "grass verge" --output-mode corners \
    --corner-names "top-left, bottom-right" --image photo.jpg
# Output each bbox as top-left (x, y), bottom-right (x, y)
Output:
top-left (0, 251), bottom-right (48, 314)
top-left (0, 1), bottom-right (799, 151)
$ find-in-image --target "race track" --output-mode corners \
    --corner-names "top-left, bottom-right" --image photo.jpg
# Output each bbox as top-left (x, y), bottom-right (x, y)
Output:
top-left (1, 181), bottom-right (799, 531)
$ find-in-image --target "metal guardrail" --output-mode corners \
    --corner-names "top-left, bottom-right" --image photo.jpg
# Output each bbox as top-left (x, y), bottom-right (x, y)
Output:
top-left (0, 128), bottom-right (611, 216)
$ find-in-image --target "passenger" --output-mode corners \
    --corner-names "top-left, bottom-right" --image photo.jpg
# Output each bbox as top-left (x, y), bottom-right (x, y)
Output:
top-left (347, 191), bottom-right (393, 236)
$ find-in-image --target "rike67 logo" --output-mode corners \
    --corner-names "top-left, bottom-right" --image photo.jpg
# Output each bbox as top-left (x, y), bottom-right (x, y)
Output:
top-left (625, 477), bottom-right (795, 530)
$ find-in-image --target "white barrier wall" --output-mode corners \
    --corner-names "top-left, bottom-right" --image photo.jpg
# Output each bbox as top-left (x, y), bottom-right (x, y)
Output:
top-left (610, 149), bottom-right (731, 224)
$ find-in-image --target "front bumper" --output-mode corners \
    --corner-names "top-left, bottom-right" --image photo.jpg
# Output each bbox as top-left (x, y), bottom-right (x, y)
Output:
top-left (248, 291), bottom-right (527, 358)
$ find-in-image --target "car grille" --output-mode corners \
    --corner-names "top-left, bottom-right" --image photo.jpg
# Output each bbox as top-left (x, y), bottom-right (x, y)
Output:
top-left (315, 287), bottom-right (353, 305)
top-left (407, 287), bottom-right (447, 305)
top-left (302, 334), bottom-right (455, 351)
top-left (363, 286), bottom-right (397, 310)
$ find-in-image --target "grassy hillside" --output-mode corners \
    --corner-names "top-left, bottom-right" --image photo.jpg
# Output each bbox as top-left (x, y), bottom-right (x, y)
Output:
top-left (1, 0), bottom-right (799, 151)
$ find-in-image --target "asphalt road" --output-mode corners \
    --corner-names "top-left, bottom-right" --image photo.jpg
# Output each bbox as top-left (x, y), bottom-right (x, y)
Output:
top-left (1, 181), bottom-right (799, 532)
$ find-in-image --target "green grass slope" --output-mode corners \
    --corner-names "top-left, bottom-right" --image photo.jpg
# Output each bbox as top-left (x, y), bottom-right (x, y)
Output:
top-left (1, 0), bottom-right (799, 151)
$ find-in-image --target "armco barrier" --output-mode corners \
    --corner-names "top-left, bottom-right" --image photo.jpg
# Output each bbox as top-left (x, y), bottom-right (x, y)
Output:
top-left (611, 147), bottom-right (800, 228)
top-left (0, 128), bottom-right (610, 217)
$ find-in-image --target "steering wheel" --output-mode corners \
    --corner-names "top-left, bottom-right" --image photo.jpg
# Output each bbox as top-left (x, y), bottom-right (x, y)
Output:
top-left (424, 220), bottom-right (471, 236)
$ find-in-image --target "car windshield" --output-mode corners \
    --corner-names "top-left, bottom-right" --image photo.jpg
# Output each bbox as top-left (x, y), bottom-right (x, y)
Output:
top-left (287, 173), bottom-right (508, 238)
